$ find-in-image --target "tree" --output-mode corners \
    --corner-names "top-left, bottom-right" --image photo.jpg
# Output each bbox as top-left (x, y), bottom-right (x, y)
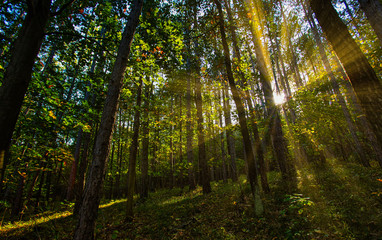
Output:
top-left (0, 0), bottom-right (52, 191)
top-left (73, 0), bottom-right (144, 238)
top-left (309, 0), bottom-right (382, 160)
top-left (214, 0), bottom-right (263, 215)
top-left (126, 78), bottom-right (143, 219)
top-left (358, 0), bottom-right (382, 45)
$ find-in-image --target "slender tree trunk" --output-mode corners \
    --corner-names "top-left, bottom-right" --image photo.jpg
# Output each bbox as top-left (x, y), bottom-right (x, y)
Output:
top-left (195, 72), bottom-right (211, 194)
top-left (73, 1), bottom-right (143, 238)
top-left (193, 5), bottom-right (211, 194)
top-left (108, 141), bottom-right (115, 199)
top-left (214, 0), bottom-right (263, 215)
top-left (245, 0), bottom-right (295, 183)
top-left (223, 85), bottom-right (237, 181)
top-left (169, 98), bottom-right (175, 189)
top-left (140, 82), bottom-right (151, 200)
top-left (186, 71), bottom-right (196, 190)
top-left (73, 130), bottom-right (91, 216)
top-left (218, 91), bottom-right (228, 184)
top-left (126, 78), bottom-right (143, 220)
top-left (224, 0), bottom-right (269, 192)
top-left (310, 0), bottom-right (382, 161)
top-left (178, 95), bottom-right (184, 188)
top-left (67, 130), bottom-right (83, 200)
top-left (11, 172), bottom-right (26, 217)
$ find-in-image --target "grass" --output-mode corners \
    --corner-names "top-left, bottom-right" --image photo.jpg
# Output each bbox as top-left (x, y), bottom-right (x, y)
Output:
top-left (1, 158), bottom-right (382, 239)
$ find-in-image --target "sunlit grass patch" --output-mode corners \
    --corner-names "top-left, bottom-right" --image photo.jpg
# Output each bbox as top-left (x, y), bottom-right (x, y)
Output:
top-left (0, 210), bottom-right (72, 233)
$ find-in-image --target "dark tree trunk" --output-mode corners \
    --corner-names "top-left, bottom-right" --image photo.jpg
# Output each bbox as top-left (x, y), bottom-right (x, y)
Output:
top-left (140, 82), bottom-right (151, 200)
top-left (245, 0), bottom-right (296, 185)
top-left (67, 130), bottom-right (83, 200)
top-left (222, 86), bottom-right (237, 181)
top-left (0, 0), bottom-right (51, 191)
top-left (214, 0), bottom-right (262, 214)
top-left (195, 73), bottom-right (211, 194)
top-left (358, 0), bottom-right (382, 46)
top-left (224, 0), bottom-right (269, 192)
top-left (73, 131), bottom-right (91, 216)
top-left (193, 5), bottom-right (211, 194)
top-left (310, 0), bottom-right (382, 160)
top-left (126, 78), bottom-right (143, 220)
top-left (303, 2), bottom-right (370, 167)
top-left (73, 0), bottom-right (143, 238)
top-left (11, 172), bottom-right (26, 217)
top-left (186, 72), bottom-right (196, 190)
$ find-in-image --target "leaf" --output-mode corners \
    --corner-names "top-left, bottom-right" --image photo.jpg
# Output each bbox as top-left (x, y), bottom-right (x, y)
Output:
top-left (48, 111), bottom-right (57, 120)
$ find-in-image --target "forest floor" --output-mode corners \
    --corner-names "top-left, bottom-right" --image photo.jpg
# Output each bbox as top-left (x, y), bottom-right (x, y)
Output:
top-left (1, 158), bottom-right (382, 239)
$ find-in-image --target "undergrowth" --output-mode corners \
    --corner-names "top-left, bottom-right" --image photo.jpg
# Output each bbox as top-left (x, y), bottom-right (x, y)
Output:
top-left (1, 159), bottom-right (381, 239)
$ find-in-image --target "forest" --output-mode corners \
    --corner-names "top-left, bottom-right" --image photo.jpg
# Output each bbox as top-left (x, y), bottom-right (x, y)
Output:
top-left (1, 0), bottom-right (382, 239)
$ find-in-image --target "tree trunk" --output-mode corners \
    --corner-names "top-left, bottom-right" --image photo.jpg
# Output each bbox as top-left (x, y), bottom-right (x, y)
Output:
top-left (214, 0), bottom-right (263, 215)
top-left (0, 0), bottom-right (51, 191)
top-left (140, 82), bottom-right (151, 200)
top-left (303, 2), bottom-right (370, 166)
top-left (67, 130), bottom-right (83, 200)
top-left (310, 0), bottom-right (382, 160)
top-left (245, 0), bottom-right (295, 183)
top-left (73, 1), bottom-right (143, 238)
top-left (193, 5), bottom-right (211, 194)
top-left (73, 130), bottom-right (91, 216)
top-left (224, 0), bottom-right (269, 192)
top-left (11, 172), bottom-right (26, 217)
top-left (358, 0), bottom-right (382, 46)
top-left (223, 85), bottom-right (237, 181)
top-left (195, 72), bottom-right (211, 194)
top-left (126, 78), bottom-right (143, 220)
top-left (186, 70), bottom-right (196, 190)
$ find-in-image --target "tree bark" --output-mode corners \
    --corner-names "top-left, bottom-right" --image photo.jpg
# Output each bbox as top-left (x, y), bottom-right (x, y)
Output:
top-left (73, 0), bottom-right (143, 238)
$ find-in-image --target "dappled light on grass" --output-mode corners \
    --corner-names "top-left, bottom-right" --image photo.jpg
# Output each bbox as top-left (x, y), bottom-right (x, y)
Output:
top-left (0, 210), bottom-right (72, 233)
top-left (0, 199), bottom-right (127, 236)
top-left (294, 158), bottom-right (382, 238)
top-left (99, 199), bottom-right (126, 209)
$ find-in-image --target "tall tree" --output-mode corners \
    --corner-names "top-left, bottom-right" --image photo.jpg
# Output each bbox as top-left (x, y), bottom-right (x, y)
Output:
top-left (309, 0), bottom-right (382, 158)
top-left (214, 0), bottom-right (263, 215)
top-left (357, 0), bottom-right (382, 45)
top-left (0, 0), bottom-right (52, 191)
top-left (126, 78), bottom-right (143, 219)
top-left (302, 0), bottom-right (370, 167)
top-left (73, 0), bottom-right (144, 238)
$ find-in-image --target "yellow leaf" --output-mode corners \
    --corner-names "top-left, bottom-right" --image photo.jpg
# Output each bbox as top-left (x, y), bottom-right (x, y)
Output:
top-left (49, 111), bottom-right (57, 120)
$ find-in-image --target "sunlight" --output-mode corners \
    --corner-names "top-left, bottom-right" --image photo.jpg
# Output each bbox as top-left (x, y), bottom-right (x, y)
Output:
top-left (0, 211), bottom-right (72, 233)
top-left (273, 92), bottom-right (286, 105)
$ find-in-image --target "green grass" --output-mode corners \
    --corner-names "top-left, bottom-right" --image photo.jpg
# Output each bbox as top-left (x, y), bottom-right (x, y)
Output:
top-left (1, 160), bottom-right (382, 239)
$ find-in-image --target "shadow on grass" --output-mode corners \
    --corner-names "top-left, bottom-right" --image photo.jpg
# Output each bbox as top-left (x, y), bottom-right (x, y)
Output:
top-left (297, 159), bottom-right (382, 239)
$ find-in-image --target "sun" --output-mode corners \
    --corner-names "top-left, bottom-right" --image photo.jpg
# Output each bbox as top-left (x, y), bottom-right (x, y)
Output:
top-left (273, 92), bottom-right (286, 105)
